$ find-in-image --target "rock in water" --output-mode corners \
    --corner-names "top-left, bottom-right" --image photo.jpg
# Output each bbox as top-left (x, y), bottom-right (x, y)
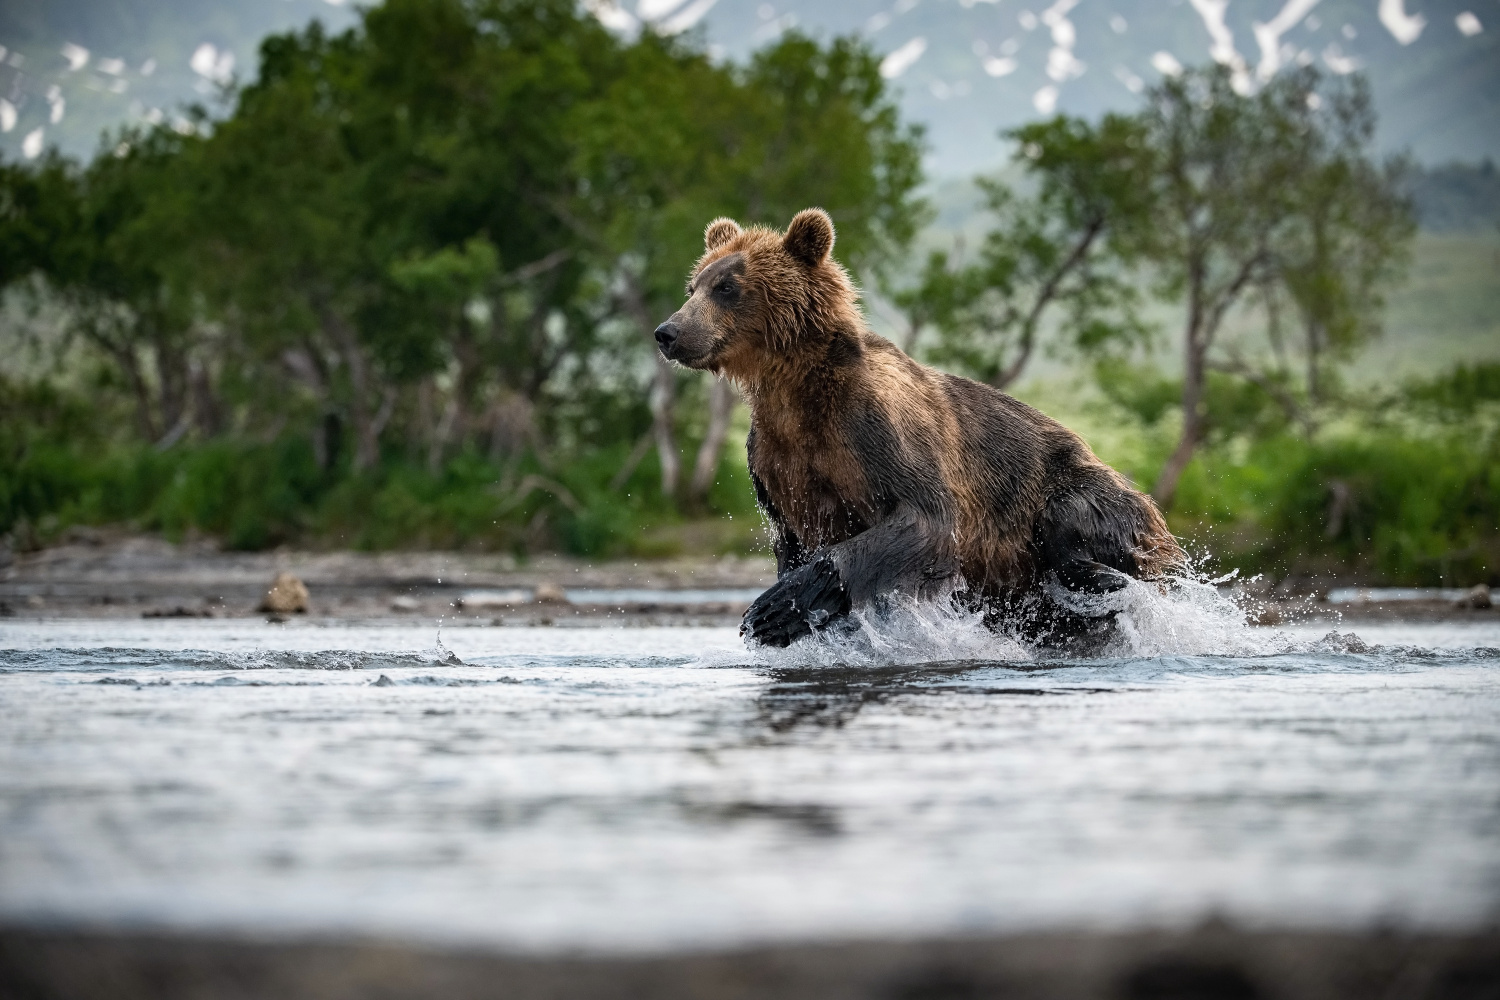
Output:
top-left (1462, 584), bottom-right (1492, 610)
top-left (260, 573), bottom-right (309, 614)
top-left (532, 581), bottom-right (567, 605)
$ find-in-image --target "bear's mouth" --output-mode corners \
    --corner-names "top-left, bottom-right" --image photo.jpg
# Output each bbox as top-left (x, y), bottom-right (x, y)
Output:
top-left (659, 340), bottom-right (718, 371)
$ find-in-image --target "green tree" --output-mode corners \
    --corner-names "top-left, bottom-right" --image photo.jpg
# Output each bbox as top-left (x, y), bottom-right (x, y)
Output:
top-left (1269, 94), bottom-right (1414, 411)
top-left (1135, 66), bottom-right (1413, 509)
top-left (2, 129), bottom-right (211, 443)
top-left (188, 0), bottom-right (613, 470)
top-left (568, 30), bottom-right (925, 503)
top-left (903, 114), bottom-right (1151, 388)
top-left (0, 0), bottom-right (930, 549)
top-left (0, 154), bottom-right (82, 289)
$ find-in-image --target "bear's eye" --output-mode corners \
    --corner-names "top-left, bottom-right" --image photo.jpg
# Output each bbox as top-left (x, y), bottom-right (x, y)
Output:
top-left (714, 280), bottom-right (736, 299)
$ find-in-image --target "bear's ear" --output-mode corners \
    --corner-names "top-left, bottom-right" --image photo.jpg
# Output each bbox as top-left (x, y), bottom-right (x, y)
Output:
top-left (704, 217), bottom-right (742, 252)
top-left (782, 208), bottom-right (835, 267)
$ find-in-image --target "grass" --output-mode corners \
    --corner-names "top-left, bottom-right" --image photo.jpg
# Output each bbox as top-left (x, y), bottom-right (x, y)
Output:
top-left (0, 422), bottom-right (768, 560)
top-left (1361, 232), bottom-right (1500, 378)
top-left (5, 351), bottom-right (1496, 586)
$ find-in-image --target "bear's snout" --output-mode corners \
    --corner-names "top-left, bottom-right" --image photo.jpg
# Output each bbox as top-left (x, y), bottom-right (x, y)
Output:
top-left (654, 321), bottom-right (680, 358)
top-left (654, 311), bottom-right (718, 368)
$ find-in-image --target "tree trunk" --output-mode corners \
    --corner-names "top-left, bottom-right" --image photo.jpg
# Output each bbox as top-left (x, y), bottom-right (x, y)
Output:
top-left (119, 350), bottom-right (158, 442)
top-left (988, 215), bottom-right (1103, 392)
top-left (989, 326), bottom-right (1037, 391)
top-left (153, 336), bottom-right (190, 442)
top-left (689, 377), bottom-right (738, 505)
top-left (190, 360), bottom-right (222, 437)
top-left (322, 310), bottom-right (381, 471)
top-left (1152, 309), bottom-right (1206, 511)
top-left (651, 354), bottom-right (679, 497)
top-left (613, 272), bottom-right (680, 500)
top-left (348, 379), bottom-right (380, 471)
top-left (898, 304), bottom-right (924, 355)
top-left (451, 324), bottom-right (483, 452)
top-left (1152, 420), bottom-right (1200, 513)
top-left (429, 394), bottom-right (458, 473)
top-left (1306, 321), bottom-right (1323, 409)
top-left (91, 333), bottom-right (155, 440)
top-left (316, 413), bottom-right (341, 471)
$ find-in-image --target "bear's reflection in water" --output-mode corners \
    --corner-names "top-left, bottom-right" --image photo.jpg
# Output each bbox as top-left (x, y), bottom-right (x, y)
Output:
top-left (751, 661), bottom-right (1112, 735)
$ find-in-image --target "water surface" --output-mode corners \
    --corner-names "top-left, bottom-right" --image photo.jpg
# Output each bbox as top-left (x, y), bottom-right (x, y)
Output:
top-left (2, 608), bottom-right (1497, 952)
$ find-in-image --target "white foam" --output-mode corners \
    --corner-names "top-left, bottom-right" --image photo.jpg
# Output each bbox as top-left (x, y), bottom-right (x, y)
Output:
top-left (1050, 573), bottom-right (1273, 658)
top-left (717, 560), bottom-right (1301, 669)
top-left (783, 597), bottom-right (1025, 667)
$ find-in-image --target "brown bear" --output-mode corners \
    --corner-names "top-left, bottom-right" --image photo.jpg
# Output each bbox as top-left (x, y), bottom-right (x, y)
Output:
top-left (654, 208), bottom-right (1183, 647)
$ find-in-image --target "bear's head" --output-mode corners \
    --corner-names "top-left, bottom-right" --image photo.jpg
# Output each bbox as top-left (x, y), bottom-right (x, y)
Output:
top-left (653, 208), bottom-right (860, 381)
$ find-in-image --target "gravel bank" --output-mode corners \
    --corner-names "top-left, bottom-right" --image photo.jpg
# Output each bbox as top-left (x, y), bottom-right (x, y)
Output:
top-left (2, 925), bottom-right (1496, 1000)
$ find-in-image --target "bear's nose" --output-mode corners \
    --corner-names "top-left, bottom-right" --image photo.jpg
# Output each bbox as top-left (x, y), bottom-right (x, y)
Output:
top-left (654, 322), bottom-right (679, 355)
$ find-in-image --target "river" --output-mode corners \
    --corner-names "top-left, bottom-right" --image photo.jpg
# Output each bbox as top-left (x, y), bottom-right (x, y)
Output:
top-left (2, 585), bottom-right (1497, 953)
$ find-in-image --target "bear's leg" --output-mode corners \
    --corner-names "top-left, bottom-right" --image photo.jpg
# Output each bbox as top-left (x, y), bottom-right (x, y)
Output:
top-left (975, 587), bottom-right (1116, 653)
top-left (1024, 488), bottom-right (1153, 651)
top-left (741, 508), bottom-right (961, 647)
top-left (1037, 488), bottom-right (1148, 593)
top-left (740, 554), bottom-right (850, 648)
top-left (1054, 556), bottom-right (1130, 594)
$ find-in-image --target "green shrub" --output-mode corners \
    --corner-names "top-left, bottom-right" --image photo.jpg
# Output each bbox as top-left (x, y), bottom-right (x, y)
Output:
top-left (1174, 431), bottom-right (1499, 585)
top-left (0, 380), bottom-right (761, 557)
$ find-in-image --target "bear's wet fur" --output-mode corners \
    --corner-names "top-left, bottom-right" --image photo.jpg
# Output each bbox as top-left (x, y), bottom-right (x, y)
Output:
top-left (654, 208), bottom-right (1184, 648)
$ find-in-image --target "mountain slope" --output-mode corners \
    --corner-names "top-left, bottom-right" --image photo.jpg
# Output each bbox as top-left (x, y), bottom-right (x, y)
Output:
top-left (0, 0), bottom-right (1494, 175)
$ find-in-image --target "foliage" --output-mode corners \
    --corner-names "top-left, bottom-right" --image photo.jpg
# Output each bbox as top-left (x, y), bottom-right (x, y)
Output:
top-left (1093, 358), bottom-right (1293, 448)
top-left (0, 374), bottom-right (763, 555)
top-left (1169, 430), bottom-right (1499, 587)
top-left (1398, 361), bottom-right (1500, 420)
top-left (1083, 360), bottom-right (1500, 586)
top-left (898, 114), bottom-right (1149, 387)
top-left (0, 0), bottom-right (924, 545)
top-left (1129, 66), bottom-right (1415, 508)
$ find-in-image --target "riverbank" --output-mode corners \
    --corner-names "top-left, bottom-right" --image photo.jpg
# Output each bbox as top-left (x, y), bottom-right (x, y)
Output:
top-left (0, 534), bottom-right (776, 625)
top-left (2, 533), bottom-right (1494, 626)
top-left (3, 924), bottom-right (1496, 999)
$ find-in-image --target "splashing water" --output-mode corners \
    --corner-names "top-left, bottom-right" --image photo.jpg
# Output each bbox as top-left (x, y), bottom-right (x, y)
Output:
top-left (1047, 571), bottom-right (1277, 658)
top-left (718, 564), bottom-right (1306, 669)
top-left (735, 594), bottom-right (1026, 668)
top-left (432, 620), bottom-right (463, 664)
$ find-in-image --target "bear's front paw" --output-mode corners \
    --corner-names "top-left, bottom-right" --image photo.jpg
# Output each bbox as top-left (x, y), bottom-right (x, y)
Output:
top-left (741, 555), bottom-right (851, 647)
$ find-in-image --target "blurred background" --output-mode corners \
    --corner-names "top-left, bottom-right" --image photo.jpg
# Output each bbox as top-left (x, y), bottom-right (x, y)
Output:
top-left (1, 0), bottom-right (1496, 587)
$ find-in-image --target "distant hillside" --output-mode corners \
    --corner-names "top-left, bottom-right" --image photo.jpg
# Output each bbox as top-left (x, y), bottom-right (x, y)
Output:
top-left (701, 0), bottom-right (1500, 175)
top-left (0, 0), bottom-right (356, 160)
top-left (1410, 161), bottom-right (1500, 232)
top-left (1, 0), bottom-right (1495, 175)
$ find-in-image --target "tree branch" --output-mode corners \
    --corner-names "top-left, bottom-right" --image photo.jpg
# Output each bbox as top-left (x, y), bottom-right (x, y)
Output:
top-left (1202, 249), bottom-right (1268, 350)
top-left (502, 248), bottom-right (572, 286)
top-left (1207, 355), bottom-right (1314, 436)
top-left (989, 214), bottom-right (1104, 390)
